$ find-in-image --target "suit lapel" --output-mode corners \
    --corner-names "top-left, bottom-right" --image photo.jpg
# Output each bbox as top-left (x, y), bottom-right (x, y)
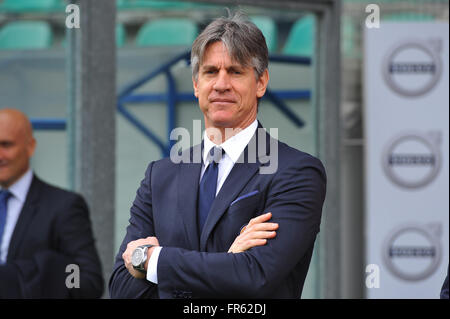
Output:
top-left (199, 161), bottom-right (260, 250)
top-left (176, 144), bottom-right (202, 250)
top-left (200, 125), bottom-right (272, 251)
top-left (7, 175), bottom-right (41, 261)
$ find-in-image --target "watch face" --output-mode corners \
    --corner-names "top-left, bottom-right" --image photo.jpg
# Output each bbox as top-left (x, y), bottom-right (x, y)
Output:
top-left (131, 248), bottom-right (144, 267)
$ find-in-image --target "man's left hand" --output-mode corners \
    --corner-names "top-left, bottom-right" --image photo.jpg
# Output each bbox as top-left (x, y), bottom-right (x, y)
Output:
top-left (122, 236), bottom-right (159, 279)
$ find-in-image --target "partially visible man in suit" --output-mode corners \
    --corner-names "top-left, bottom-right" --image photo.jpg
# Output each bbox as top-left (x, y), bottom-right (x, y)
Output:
top-left (0, 108), bottom-right (103, 298)
top-left (441, 265), bottom-right (448, 299)
top-left (110, 12), bottom-right (326, 298)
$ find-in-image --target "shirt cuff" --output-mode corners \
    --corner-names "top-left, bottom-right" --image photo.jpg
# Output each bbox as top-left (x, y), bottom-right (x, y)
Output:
top-left (146, 246), bottom-right (162, 284)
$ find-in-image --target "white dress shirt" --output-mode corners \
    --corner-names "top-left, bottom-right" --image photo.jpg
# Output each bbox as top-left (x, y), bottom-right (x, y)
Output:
top-left (146, 120), bottom-right (258, 284)
top-left (0, 169), bottom-right (33, 264)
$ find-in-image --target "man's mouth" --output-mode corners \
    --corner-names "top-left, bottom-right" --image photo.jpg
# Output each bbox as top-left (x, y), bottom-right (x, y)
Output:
top-left (210, 98), bottom-right (236, 104)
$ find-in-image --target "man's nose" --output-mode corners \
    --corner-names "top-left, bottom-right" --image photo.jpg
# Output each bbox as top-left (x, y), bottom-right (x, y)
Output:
top-left (213, 70), bottom-right (231, 92)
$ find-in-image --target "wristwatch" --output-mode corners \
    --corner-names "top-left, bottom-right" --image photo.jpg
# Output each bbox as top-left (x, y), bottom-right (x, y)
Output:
top-left (131, 244), bottom-right (154, 273)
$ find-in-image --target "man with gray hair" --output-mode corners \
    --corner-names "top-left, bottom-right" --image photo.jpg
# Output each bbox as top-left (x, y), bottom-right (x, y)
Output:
top-left (110, 11), bottom-right (326, 299)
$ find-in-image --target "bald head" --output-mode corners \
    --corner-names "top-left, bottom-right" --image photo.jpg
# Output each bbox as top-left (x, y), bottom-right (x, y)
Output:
top-left (0, 108), bottom-right (34, 142)
top-left (0, 108), bottom-right (36, 188)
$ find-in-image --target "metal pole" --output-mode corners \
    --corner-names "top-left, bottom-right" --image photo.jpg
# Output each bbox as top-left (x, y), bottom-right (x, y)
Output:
top-left (68, 0), bottom-right (116, 297)
top-left (315, 0), bottom-right (342, 298)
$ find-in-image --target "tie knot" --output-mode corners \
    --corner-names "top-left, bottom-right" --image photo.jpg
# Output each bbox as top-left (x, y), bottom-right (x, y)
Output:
top-left (0, 190), bottom-right (12, 204)
top-left (207, 146), bottom-right (224, 164)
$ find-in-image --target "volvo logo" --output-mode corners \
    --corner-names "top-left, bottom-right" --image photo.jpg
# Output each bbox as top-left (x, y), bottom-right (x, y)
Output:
top-left (382, 39), bottom-right (442, 97)
top-left (383, 223), bottom-right (442, 281)
top-left (382, 131), bottom-right (441, 189)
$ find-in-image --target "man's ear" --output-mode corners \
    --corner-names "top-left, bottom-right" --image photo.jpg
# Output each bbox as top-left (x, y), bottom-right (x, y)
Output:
top-left (192, 76), bottom-right (199, 98)
top-left (256, 69), bottom-right (269, 98)
top-left (27, 137), bottom-right (37, 158)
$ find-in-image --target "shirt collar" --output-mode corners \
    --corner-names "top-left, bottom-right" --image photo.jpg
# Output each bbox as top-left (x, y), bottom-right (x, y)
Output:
top-left (203, 119), bottom-right (258, 164)
top-left (1, 169), bottom-right (33, 203)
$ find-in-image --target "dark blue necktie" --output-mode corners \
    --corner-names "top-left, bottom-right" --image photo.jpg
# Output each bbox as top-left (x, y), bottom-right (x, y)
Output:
top-left (197, 146), bottom-right (223, 233)
top-left (0, 190), bottom-right (12, 247)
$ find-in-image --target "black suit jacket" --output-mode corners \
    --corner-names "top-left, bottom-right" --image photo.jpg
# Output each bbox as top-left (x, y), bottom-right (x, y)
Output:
top-left (0, 175), bottom-right (104, 298)
top-left (109, 127), bottom-right (326, 298)
top-left (441, 265), bottom-right (449, 299)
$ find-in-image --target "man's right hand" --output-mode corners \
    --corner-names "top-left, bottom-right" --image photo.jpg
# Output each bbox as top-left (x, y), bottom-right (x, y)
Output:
top-left (228, 212), bottom-right (278, 253)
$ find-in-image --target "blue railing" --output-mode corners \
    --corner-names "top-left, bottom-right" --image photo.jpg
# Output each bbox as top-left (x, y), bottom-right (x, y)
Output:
top-left (117, 50), bottom-right (191, 155)
top-left (32, 50), bottom-right (312, 158)
top-left (31, 118), bottom-right (66, 130)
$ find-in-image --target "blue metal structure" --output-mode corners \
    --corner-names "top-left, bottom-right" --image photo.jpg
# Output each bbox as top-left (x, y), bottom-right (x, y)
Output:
top-left (32, 50), bottom-right (312, 158)
top-left (31, 118), bottom-right (66, 130)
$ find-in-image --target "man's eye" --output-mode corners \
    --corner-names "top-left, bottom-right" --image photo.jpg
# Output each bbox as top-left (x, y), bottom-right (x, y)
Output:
top-left (0, 142), bottom-right (13, 148)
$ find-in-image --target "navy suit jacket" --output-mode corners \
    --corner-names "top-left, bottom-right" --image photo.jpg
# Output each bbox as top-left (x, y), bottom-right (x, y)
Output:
top-left (0, 175), bottom-right (104, 298)
top-left (109, 127), bottom-right (326, 298)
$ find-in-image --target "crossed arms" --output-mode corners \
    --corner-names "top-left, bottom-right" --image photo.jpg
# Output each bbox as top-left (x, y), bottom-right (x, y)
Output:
top-left (109, 154), bottom-right (326, 298)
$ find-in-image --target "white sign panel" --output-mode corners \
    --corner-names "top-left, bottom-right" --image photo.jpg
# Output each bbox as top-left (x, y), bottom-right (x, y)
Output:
top-left (364, 23), bottom-right (449, 298)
